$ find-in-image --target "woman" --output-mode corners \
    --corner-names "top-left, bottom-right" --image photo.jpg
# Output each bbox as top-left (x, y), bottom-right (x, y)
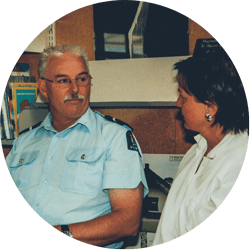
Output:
top-left (153, 51), bottom-right (249, 245)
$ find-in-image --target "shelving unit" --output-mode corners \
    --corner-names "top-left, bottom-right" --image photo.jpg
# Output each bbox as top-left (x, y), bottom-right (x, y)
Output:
top-left (1, 139), bottom-right (13, 146)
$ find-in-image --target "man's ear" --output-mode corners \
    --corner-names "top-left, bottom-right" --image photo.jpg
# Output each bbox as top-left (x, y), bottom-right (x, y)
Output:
top-left (37, 78), bottom-right (48, 99)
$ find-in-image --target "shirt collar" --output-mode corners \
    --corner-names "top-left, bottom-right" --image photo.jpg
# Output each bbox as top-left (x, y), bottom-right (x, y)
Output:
top-left (36, 107), bottom-right (95, 134)
top-left (194, 134), bottom-right (207, 149)
top-left (73, 107), bottom-right (95, 132)
top-left (194, 134), bottom-right (211, 158)
top-left (194, 131), bottom-right (235, 160)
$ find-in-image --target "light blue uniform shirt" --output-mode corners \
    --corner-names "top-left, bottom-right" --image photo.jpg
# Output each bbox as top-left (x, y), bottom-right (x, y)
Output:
top-left (6, 108), bottom-right (148, 248)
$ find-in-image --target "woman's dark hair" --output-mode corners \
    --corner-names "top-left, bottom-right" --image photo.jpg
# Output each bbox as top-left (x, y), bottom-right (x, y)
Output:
top-left (174, 50), bottom-right (249, 134)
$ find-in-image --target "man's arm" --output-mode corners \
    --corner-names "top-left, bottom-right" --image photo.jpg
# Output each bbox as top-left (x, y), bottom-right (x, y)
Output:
top-left (54, 182), bottom-right (144, 246)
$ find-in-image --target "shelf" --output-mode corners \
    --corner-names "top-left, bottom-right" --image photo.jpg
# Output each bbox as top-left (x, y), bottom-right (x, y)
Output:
top-left (90, 101), bottom-right (177, 109)
top-left (1, 102), bottom-right (178, 146)
top-left (1, 139), bottom-right (14, 146)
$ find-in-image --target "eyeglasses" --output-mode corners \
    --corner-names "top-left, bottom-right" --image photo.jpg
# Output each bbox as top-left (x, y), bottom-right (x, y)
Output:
top-left (41, 72), bottom-right (92, 89)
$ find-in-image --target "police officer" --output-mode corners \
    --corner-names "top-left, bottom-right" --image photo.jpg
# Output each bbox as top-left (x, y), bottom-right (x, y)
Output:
top-left (6, 45), bottom-right (148, 248)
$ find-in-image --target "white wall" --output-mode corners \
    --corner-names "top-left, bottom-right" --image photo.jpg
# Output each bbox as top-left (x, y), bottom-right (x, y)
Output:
top-left (89, 56), bottom-right (190, 103)
top-left (25, 27), bottom-right (48, 53)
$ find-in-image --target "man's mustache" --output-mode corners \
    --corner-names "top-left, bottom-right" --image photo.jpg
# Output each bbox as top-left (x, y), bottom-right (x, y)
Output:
top-left (63, 94), bottom-right (85, 102)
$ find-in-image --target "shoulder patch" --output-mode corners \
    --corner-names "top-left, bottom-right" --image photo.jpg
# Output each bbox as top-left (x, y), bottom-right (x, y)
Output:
top-left (103, 115), bottom-right (134, 131)
top-left (126, 130), bottom-right (141, 156)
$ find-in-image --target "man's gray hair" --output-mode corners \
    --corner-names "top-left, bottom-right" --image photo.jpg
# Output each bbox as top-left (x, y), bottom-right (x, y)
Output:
top-left (39, 45), bottom-right (89, 78)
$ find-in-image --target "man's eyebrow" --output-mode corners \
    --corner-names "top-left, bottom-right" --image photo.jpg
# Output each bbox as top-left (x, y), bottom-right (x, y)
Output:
top-left (55, 74), bottom-right (68, 78)
top-left (54, 72), bottom-right (88, 78)
top-left (77, 71), bottom-right (89, 76)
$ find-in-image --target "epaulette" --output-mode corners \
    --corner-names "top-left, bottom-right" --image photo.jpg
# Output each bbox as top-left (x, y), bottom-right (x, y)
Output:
top-left (104, 115), bottom-right (134, 131)
top-left (18, 121), bottom-right (42, 136)
top-left (95, 112), bottom-right (133, 131)
top-left (96, 112), bottom-right (141, 156)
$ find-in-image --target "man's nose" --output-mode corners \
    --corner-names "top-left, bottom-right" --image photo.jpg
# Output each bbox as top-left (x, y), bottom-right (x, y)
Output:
top-left (69, 79), bottom-right (79, 93)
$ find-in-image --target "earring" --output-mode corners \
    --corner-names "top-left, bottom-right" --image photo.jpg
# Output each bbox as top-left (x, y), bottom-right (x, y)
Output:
top-left (205, 113), bottom-right (212, 122)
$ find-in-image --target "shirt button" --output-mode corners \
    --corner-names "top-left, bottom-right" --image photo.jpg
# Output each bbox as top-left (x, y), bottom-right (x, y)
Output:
top-left (43, 179), bottom-right (47, 182)
top-left (19, 158), bottom-right (24, 163)
top-left (81, 154), bottom-right (85, 160)
top-left (36, 202), bottom-right (39, 206)
top-left (50, 156), bottom-right (53, 160)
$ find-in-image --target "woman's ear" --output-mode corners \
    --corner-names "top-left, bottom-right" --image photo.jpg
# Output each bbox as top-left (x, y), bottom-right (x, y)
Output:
top-left (206, 102), bottom-right (218, 117)
top-left (37, 78), bottom-right (48, 99)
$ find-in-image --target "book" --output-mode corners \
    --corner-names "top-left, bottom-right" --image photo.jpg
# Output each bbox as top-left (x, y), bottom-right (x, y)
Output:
top-left (11, 63), bottom-right (30, 76)
top-left (1, 92), bottom-right (11, 139)
top-left (5, 90), bottom-right (14, 140)
top-left (8, 75), bottom-right (36, 83)
top-left (0, 108), bottom-right (6, 139)
top-left (10, 82), bottom-right (37, 137)
top-left (2, 76), bottom-right (37, 140)
top-left (193, 38), bottom-right (223, 58)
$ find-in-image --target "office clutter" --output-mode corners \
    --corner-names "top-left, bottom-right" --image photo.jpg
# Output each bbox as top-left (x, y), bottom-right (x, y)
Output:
top-left (1, 63), bottom-right (37, 139)
top-left (18, 103), bottom-right (49, 135)
top-left (142, 163), bottom-right (174, 219)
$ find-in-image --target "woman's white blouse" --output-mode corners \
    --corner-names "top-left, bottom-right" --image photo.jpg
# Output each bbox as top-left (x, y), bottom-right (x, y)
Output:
top-left (153, 131), bottom-right (248, 245)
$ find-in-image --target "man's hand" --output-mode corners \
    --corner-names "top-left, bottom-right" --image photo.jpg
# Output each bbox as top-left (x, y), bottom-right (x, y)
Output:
top-left (54, 225), bottom-right (61, 231)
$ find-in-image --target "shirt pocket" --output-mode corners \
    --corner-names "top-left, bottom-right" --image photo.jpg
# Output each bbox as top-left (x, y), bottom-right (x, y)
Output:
top-left (8, 150), bottom-right (39, 191)
top-left (60, 147), bottom-right (105, 195)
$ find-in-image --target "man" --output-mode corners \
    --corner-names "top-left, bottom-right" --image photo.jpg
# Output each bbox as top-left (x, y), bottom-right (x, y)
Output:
top-left (6, 45), bottom-right (148, 248)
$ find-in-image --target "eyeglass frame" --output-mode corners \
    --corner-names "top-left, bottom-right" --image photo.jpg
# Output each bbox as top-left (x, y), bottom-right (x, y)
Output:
top-left (41, 72), bottom-right (93, 88)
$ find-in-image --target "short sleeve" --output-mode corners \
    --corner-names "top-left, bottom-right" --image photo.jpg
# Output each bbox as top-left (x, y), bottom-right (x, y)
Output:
top-left (102, 129), bottom-right (148, 196)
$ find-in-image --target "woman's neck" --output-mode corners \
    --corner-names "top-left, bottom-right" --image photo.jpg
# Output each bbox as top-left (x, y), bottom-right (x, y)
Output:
top-left (201, 124), bottom-right (230, 156)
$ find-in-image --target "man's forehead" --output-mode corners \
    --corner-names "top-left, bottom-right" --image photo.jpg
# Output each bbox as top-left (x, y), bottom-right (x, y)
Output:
top-left (47, 53), bottom-right (85, 64)
top-left (46, 53), bottom-right (88, 74)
